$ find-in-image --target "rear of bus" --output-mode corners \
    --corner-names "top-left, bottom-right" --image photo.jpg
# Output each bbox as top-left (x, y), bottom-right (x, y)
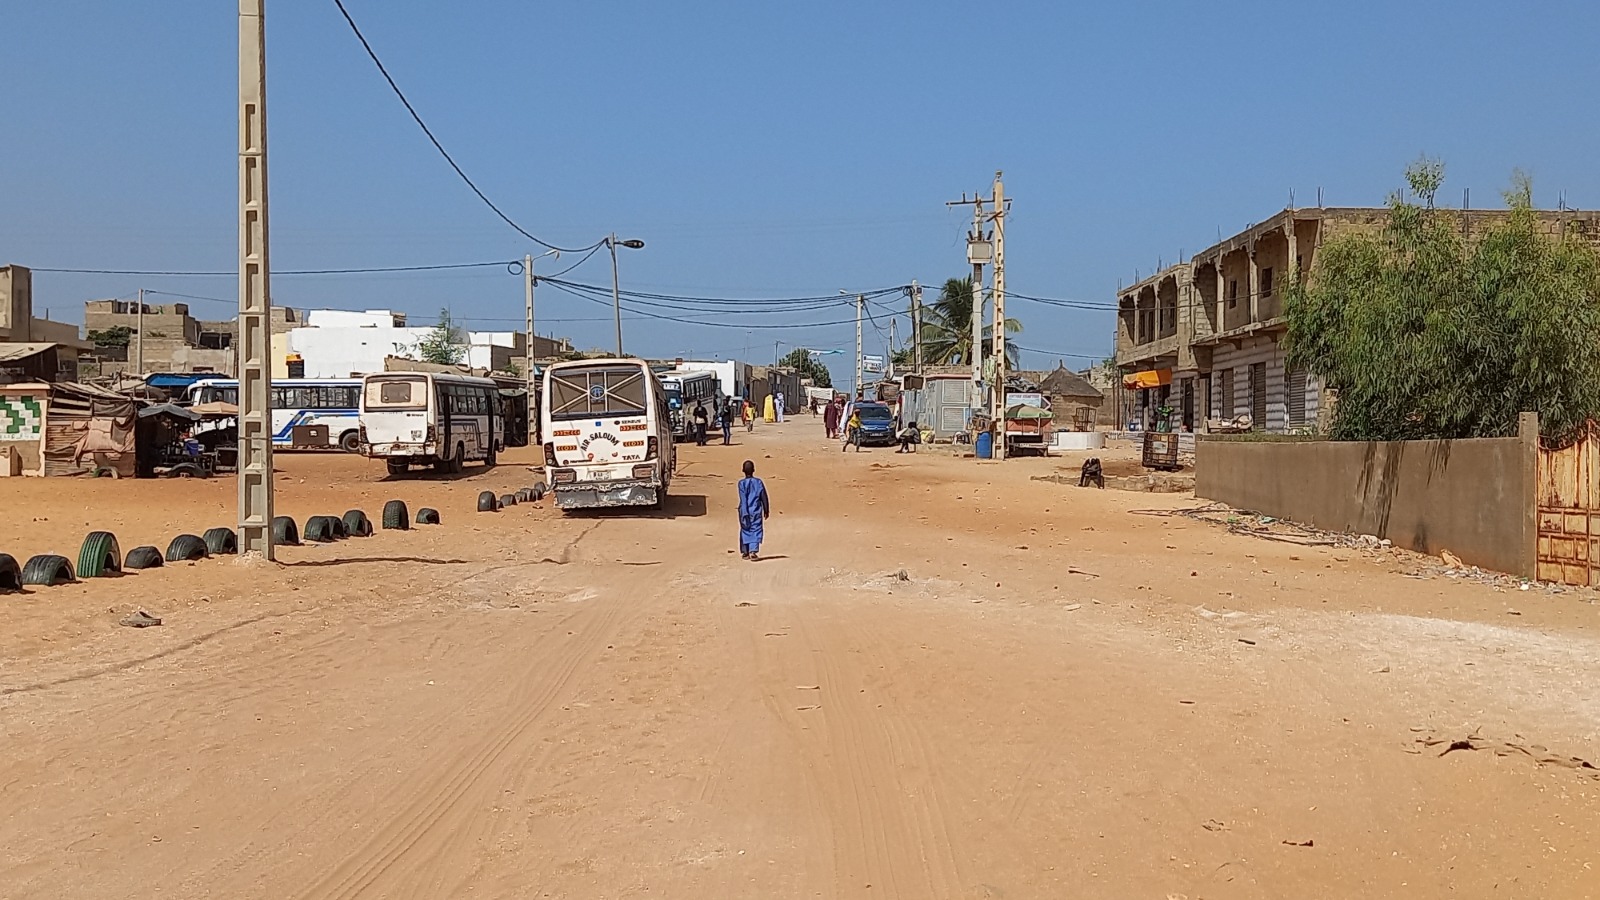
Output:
top-left (541, 359), bottom-right (673, 509)
top-left (359, 373), bottom-right (435, 466)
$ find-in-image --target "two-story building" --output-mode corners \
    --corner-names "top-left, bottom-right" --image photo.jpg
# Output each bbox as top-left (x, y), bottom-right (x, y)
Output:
top-left (1116, 206), bottom-right (1600, 433)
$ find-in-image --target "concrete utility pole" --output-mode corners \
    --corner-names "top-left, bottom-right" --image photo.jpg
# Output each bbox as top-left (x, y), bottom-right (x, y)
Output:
top-left (910, 280), bottom-right (923, 374)
top-left (135, 288), bottom-right (145, 377)
top-left (991, 171), bottom-right (1008, 460)
top-left (524, 252), bottom-right (536, 439)
top-left (854, 294), bottom-right (865, 400)
top-left (237, 0), bottom-right (274, 558)
top-left (887, 316), bottom-right (897, 381)
top-left (948, 191), bottom-right (991, 415)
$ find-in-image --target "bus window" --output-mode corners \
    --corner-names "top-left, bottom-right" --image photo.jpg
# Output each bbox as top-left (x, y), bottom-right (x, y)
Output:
top-left (365, 376), bottom-right (427, 410)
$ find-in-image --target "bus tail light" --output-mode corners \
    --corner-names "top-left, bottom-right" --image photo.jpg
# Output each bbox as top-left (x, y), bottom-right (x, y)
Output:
top-left (646, 436), bottom-right (659, 460)
top-left (426, 425), bottom-right (437, 443)
top-left (544, 442), bottom-right (558, 466)
top-left (632, 464), bottom-right (655, 479)
top-left (551, 468), bottom-right (576, 484)
top-left (358, 426), bottom-right (367, 443)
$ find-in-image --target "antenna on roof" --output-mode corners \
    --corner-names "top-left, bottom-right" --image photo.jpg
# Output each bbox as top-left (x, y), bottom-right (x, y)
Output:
top-left (1317, 186), bottom-right (1324, 207)
top-left (1289, 188), bottom-right (1296, 209)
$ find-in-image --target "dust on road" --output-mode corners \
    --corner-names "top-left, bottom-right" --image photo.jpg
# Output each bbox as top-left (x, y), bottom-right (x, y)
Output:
top-left (2, 423), bottom-right (1597, 898)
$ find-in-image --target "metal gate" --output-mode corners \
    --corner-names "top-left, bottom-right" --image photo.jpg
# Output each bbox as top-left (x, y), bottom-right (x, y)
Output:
top-left (1537, 430), bottom-right (1600, 585)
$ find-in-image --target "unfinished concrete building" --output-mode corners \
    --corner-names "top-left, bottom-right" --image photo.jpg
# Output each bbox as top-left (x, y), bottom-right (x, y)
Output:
top-left (1116, 206), bottom-right (1600, 433)
top-left (83, 299), bottom-right (300, 377)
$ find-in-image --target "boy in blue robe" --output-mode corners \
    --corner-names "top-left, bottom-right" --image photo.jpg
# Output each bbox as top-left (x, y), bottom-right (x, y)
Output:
top-left (737, 459), bottom-right (770, 560)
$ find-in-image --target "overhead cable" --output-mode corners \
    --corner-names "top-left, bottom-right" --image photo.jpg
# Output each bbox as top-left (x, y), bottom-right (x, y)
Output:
top-left (329, 0), bottom-right (603, 254)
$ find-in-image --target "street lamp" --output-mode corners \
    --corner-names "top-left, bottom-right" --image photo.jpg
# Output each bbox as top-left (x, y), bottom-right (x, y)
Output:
top-left (607, 234), bottom-right (645, 356)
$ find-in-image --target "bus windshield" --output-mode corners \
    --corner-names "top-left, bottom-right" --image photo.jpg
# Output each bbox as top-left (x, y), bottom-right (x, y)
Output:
top-left (546, 366), bottom-right (648, 421)
top-left (665, 389), bottom-right (683, 410)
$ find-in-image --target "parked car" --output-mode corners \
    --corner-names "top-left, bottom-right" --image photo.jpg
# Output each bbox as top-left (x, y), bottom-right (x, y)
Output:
top-left (854, 402), bottom-right (897, 446)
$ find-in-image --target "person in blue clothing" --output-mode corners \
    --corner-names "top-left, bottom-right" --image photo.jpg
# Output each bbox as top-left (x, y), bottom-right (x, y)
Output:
top-left (737, 459), bottom-right (770, 560)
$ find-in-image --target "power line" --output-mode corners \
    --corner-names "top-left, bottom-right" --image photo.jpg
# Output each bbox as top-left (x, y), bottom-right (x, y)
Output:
top-left (33, 260), bottom-right (522, 277)
top-left (540, 280), bottom-right (908, 330)
top-left (329, 0), bottom-right (602, 255)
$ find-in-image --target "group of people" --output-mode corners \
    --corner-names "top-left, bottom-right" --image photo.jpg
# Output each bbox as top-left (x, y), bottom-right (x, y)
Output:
top-left (821, 393), bottom-right (922, 452)
top-left (691, 396), bottom-right (749, 446)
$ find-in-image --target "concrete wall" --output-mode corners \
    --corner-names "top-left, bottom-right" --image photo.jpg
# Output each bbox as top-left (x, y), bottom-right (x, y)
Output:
top-left (1196, 420), bottom-right (1538, 577)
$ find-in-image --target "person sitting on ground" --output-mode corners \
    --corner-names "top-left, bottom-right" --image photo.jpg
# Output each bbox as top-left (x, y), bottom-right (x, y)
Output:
top-left (895, 420), bottom-right (921, 454)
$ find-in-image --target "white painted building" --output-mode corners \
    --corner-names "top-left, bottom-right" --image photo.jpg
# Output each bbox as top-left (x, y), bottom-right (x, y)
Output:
top-left (281, 309), bottom-right (521, 378)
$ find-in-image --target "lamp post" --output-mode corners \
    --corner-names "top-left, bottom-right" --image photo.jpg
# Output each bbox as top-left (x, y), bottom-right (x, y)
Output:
top-left (607, 234), bottom-right (645, 356)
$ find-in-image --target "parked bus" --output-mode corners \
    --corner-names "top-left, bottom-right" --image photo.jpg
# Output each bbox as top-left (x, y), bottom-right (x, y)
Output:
top-left (660, 369), bottom-right (722, 441)
top-left (541, 358), bottom-right (674, 510)
top-left (185, 377), bottom-right (363, 451)
top-left (358, 372), bottom-right (503, 476)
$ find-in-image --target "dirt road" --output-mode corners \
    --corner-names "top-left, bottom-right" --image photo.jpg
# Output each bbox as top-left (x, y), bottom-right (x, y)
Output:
top-left (2, 423), bottom-right (1597, 898)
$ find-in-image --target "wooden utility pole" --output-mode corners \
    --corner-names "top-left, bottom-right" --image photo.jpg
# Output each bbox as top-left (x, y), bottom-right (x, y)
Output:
top-left (238, 0), bottom-right (274, 557)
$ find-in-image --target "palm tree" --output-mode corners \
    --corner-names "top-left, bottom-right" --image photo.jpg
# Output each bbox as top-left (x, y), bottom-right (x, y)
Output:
top-left (918, 277), bottom-right (1021, 367)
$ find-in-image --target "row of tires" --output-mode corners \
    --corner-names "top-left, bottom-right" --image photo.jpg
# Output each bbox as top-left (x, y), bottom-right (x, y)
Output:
top-left (478, 485), bottom-right (546, 512)
top-left (0, 500), bottom-right (442, 591)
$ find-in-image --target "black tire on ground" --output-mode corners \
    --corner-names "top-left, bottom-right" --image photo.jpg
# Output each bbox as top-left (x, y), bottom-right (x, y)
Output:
top-left (382, 500), bottom-right (410, 530)
top-left (415, 507), bottom-right (441, 525)
top-left (0, 553), bottom-right (21, 592)
top-left (203, 527), bottom-right (239, 556)
top-left (21, 554), bottom-right (75, 586)
top-left (500, 494), bottom-right (518, 508)
top-left (386, 459), bottom-right (409, 477)
top-left (323, 515), bottom-right (348, 539)
top-left (452, 444), bottom-right (466, 475)
top-left (339, 430), bottom-right (361, 453)
top-left (77, 530), bottom-right (122, 578)
top-left (304, 516), bottom-right (337, 543)
top-left (165, 534), bottom-right (210, 562)
top-left (513, 489), bottom-right (532, 503)
top-left (342, 509), bottom-right (373, 537)
top-left (272, 515), bottom-right (300, 546)
top-left (124, 546), bottom-right (164, 570)
top-left (531, 483), bottom-right (547, 501)
top-left (478, 491), bottom-right (499, 512)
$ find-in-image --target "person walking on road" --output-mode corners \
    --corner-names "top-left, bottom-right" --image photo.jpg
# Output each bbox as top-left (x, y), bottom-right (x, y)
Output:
top-left (737, 459), bottom-right (770, 560)
top-left (693, 401), bottom-right (709, 446)
top-left (742, 399), bottom-right (754, 432)
top-left (842, 407), bottom-right (862, 452)
top-left (823, 397), bottom-right (839, 439)
top-left (775, 392), bottom-right (786, 423)
top-left (721, 397), bottom-right (735, 445)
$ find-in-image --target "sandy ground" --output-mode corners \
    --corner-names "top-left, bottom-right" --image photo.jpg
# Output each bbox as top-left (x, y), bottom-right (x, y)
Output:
top-left (2, 418), bottom-right (1598, 899)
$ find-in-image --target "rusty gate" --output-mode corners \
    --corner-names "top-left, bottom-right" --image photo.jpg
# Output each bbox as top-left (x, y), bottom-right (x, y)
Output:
top-left (1537, 431), bottom-right (1600, 585)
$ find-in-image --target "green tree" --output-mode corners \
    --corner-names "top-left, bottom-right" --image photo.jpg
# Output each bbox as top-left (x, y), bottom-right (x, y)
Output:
top-left (1286, 159), bottom-right (1600, 444)
top-left (778, 348), bottom-right (832, 388)
top-left (416, 308), bottom-right (466, 366)
top-left (918, 277), bottom-right (1021, 367)
top-left (87, 325), bottom-right (134, 348)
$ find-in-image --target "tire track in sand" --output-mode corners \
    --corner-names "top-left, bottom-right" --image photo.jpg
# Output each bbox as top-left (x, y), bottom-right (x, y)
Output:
top-left (287, 568), bottom-right (635, 899)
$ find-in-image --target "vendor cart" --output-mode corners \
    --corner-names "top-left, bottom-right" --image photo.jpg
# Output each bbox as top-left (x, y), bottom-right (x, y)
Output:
top-left (1003, 403), bottom-right (1055, 456)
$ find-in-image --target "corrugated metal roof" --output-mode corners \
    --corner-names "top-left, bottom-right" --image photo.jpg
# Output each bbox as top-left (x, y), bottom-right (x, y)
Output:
top-left (0, 342), bottom-right (58, 363)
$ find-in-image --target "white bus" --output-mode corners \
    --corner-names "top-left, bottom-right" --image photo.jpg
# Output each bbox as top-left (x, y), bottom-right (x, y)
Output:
top-left (185, 377), bottom-right (363, 451)
top-left (660, 369), bottom-right (723, 441)
top-left (359, 372), bottom-right (503, 476)
top-left (541, 358), bottom-right (675, 510)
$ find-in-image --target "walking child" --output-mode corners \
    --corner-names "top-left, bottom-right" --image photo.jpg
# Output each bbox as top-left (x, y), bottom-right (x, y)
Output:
top-left (737, 460), bottom-right (770, 560)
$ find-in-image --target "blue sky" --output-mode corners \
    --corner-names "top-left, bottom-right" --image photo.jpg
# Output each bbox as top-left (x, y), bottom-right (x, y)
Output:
top-left (4, 0), bottom-right (1598, 381)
